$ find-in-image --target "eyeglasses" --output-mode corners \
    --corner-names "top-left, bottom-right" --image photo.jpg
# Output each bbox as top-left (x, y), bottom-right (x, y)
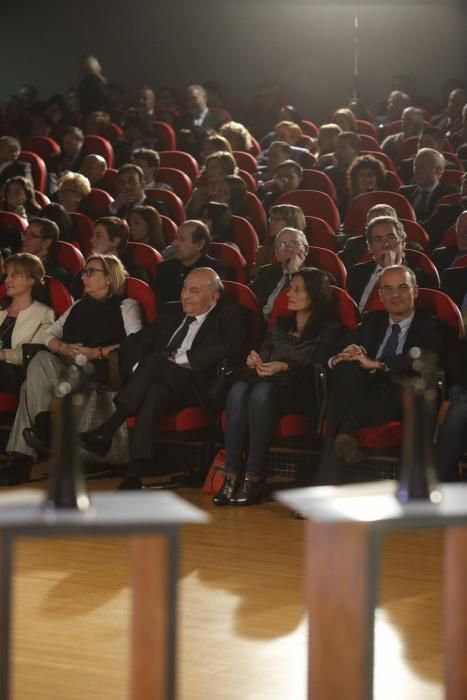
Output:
top-left (23, 230), bottom-right (44, 240)
top-left (276, 240), bottom-right (304, 250)
top-left (380, 284), bottom-right (414, 295)
top-left (81, 267), bottom-right (106, 277)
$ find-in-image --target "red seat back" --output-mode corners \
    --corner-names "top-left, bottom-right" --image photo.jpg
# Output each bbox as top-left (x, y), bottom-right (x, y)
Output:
top-left (305, 216), bottom-right (337, 251)
top-left (356, 120), bottom-right (377, 138)
top-left (245, 192), bottom-right (267, 241)
top-left (69, 212), bottom-right (94, 256)
top-left (238, 169), bottom-right (256, 192)
top-left (19, 151), bottom-right (46, 192)
top-left (222, 280), bottom-right (262, 348)
top-left (359, 134), bottom-right (381, 151)
top-left (344, 191), bottom-right (416, 235)
top-left (301, 119), bottom-right (319, 138)
top-left (306, 246), bottom-right (347, 289)
top-left (82, 135), bottom-right (113, 167)
top-left (125, 276), bottom-right (157, 323)
top-left (45, 276), bottom-right (73, 316)
top-left (270, 285), bottom-right (359, 329)
top-left (399, 219), bottom-right (430, 253)
top-left (87, 188), bottom-right (114, 220)
top-left (98, 168), bottom-right (120, 197)
top-left (361, 150), bottom-right (397, 174)
top-left (278, 190), bottom-right (340, 231)
top-left (157, 167), bottom-right (192, 203)
top-left (20, 136), bottom-right (60, 163)
top-left (145, 188), bottom-right (184, 225)
top-left (441, 225), bottom-right (457, 247)
top-left (452, 254), bottom-right (467, 269)
top-left (441, 169), bottom-right (464, 188)
top-left (301, 170), bottom-right (337, 200)
top-left (231, 215), bottom-right (259, 269)
top-left (161, 215), bottom-right (177, 245)
top-left (55, 240), bottom-right (84, 277)
top-left (159, 150), bottom-right (199, 181)
top-left (233, 151), bottom-right (257, 174)
top-left (152, 121), bottom-right (176, 150)
top-left (208, 241), bottom-right (248, 283)
top-left (385, 171), bottom-right (403, 192)
top-left (0, 210), bottom-right (27, 233)
top-left (126, 241), bottom-right (162, 279)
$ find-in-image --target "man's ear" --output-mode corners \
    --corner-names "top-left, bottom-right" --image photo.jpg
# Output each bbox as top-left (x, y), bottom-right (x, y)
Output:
top-left (377, 285), bottom-right (383, 302)
top-left (413, 284), bottom-right (419, 300)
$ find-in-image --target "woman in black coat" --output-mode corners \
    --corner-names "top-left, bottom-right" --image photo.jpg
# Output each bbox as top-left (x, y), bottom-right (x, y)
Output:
top-left (214, 267), bottom-right (342, 506)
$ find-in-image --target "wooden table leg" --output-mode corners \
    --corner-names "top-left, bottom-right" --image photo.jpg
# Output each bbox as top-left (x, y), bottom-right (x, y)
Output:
top-left (130, 532), bottom-right (176, 700)
top-left (305, 521), bottom-right (378, 700)
top-left (444, 526), bottom-right (467, 699)
top-left (0, 533), bottom-right (13, 700)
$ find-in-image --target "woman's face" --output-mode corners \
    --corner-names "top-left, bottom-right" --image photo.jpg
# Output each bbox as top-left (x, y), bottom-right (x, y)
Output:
top-left (287, 275), bottom-right (311, 314)
top-left (206, 159), bottom-right (225, 186)
top-left (216, 181), bottom-right (231, 204)
top-left (268, 215), bottom-right (288, 240)
top-left (128, 213), bottom-right (149, 242)
top-left (6, 182), bottom-right (28, 208)
top-left (91, 224), bottom-right (118, 254)
top-left (356, 167), bottom-right (377, 194)
top-left (4, 265), bottom-right (34, 299)
top-left (81, 260), bottom-right (111, 299)
top-left (57, 182), bottom-right (83, 212)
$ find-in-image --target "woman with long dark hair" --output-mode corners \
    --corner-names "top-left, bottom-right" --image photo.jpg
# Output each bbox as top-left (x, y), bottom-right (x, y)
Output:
top-left (213, 267), bottom-right (342, 506)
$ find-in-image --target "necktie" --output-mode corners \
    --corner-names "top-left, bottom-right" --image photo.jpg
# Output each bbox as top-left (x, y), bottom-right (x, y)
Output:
top-left (166, 316), bottom-right (196, 355)
top-left (380, 323), bottom-right (401, 360)
top-left (415, 190), bottom-right (430, 220)
top-left (263, 273), bottom-right (291, 317)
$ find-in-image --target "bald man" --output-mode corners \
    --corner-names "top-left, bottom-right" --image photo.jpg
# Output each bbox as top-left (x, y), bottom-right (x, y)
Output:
top-left (81, 267), bottom-right (247, 488)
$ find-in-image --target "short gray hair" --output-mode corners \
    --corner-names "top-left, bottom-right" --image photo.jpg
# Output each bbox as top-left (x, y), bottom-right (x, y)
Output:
top-left (415, 147), bottom-right (446, 173)
top-left (275, 227), bottom-right (308, 249)
top-left (366, 216), bottom-right (406, 244)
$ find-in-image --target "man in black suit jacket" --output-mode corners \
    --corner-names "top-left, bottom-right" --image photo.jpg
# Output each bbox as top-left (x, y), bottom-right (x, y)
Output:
top-left (317, 265), bottom-right (462, 484)
top-left (107, 163), bottom-right (148, 219)
top-left (176, 85), bottom-right (228, 157)
top-left (432, 210), bottom-right (467, 272)
top-left (423, 172), bottom-right (466, 249)
top-left (398, 147), bottom-right (457, 222)
top-left (155, 220), bottom-right (226, 302)
top-left (81, 267), bottom-right (248, 488)
top-left (0, 136), bottom-right (32, 188)
top-left (249, 227), bottom-right (309, 319)
top-left (441, 267), bottom-right (467, 312)
top-left (347, 215), bottom-right (433, 312)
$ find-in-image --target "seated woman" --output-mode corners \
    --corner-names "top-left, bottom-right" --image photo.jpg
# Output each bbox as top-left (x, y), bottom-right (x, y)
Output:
top-left (340, 154), bottom-right (387, 217)
top-left (214, 267), bottom-right (342, 506)
top-left (0, 253), bottom-right (55, 393)
top-left (254, 203), bottom-right (306, 272)
top-left (40, 202), bottom-right (75, 243)
top-left (200, 201), bottom-right (233, 244)
top-left (216, 174), bottom-right (248, 217)
top-left (186, 151), bottom-right (238, 219)
top-left (332, 108), bottom-right (358, 133)
top-left (1, 254), bottom-right (143, 485)
top-left (56, 172), bottom-right (91, 215)
top-left (199, 134), bottom-right (232, 164)
top-left (220, 121), bottom-right (254, 153)
top-left (127, 205), bottom-right (165, 252)
top-left (313, 123), bottom-right (342, 171)
top-left (2, 176), bottom-right (42, 221)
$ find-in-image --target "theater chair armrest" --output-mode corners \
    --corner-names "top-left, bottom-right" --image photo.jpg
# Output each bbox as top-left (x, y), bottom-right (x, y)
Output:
top-left (22, 343), bottom-right (49, 368)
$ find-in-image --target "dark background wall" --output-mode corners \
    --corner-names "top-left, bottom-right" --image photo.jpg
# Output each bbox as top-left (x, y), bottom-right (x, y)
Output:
top-left (1, 0), bottom-right (465, 121)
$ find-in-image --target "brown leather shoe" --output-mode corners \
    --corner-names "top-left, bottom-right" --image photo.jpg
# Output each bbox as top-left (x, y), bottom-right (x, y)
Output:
top-left (334, 431), bottom-right (363, 464)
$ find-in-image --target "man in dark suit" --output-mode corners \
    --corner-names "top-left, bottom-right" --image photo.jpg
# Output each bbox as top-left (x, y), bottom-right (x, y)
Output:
top-left (47, 126), bottom-right (85, 185)
top-left (423, 171), bottom-right (466, 249)
top-left (347, 215), bottom-right (433, 312)
top-left (397, 126), bottom-right (458, 185)
top-left (0, 136), bottom-right (32, 188)
top-left (441, 267), bottom-right (467, 312)
top-left (154, 220), bottom-right (225, 302)
top-left (432, 209), bottom-right (467, 273)
top-left (107, 164), bottom-right (148, 219)
top-left (81, 267), bottom-right (247, 488)
top-left (398, 148), bottom-right (457, 222)
top-left (176, 85), bottom-right (228, 157)
top-left (317, 265), bottom-right (462, 483)
top-left (249, 227), bottom-right (309, 319)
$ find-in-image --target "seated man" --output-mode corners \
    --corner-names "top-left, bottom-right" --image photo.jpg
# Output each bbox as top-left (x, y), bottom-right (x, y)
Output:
top-left (131, 148), bottom-right (173, 191)
top-left (81, 267), bottom-right (248, 489)
top-left (432, 209), bottom-right (467, 273)
top-left (424, 171), bottom-right (467, 249)
top-left (256, 140), bottom-right (293, 180)
top-left (249, 227), bottom-right (308, 320)
top-left (0, 136), bottom-right (32, 188)
top-left (441, 266), bottom-right (467, 315)
top-left (48, 126), bottom-right (85, 190)
top-left (154, 220), bottom-right (225, 302)
top-left (79, 153), bottom-right (113, 194)
top-left (399, 148), bottom-right (457, 222)
top-left (324, 131), bottom-right (361, 206)
top-left (380, 107), bottom-right (424, 163)
top-left (177, 84), bottom-right (228, 135)
top-left (258, 160), bottom-right (303, 214)
top-left (397, 126), bottom-right (458, 185)
top-left (21, 217), bottom-right (71, 288)
top-left (375, 90), bottom-right (411, 131)
top-left (347, 215), bottom-right (433, 312)
top-left (317, 264), bottom-right (462, 483)
top-left (108, 164), bottom-right (148, 218)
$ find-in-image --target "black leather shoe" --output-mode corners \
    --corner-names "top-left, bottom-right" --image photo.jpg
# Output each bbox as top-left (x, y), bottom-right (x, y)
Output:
top-left (212, 474), bottom-right (238, 506)
top-left (0, 453), bottom-right (33, 486)
top-left (230, 477), bottom-right (265, 506)
top-left (117, 475), bottom-right (143, 491)
top-left (80, 430), bottom-right (112, 457)
top-left (23, 428), bottom-right (48, 453)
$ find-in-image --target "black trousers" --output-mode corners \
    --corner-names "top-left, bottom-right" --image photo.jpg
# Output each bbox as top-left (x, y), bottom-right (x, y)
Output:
top-left (317, 361), bottom-right (402, 484)
top-left (117, 354), bottom-right (201, 461)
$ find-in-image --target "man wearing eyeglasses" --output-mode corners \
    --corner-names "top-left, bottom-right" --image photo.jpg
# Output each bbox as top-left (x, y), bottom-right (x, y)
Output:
top-left (316, 264), bottom-right (462, 480)
top-left (347, 215), bottom-right (433, 312)
top-left (21, 217), bottom-right (71, 289)
top-left (250, 227), bottom-right (309, 320)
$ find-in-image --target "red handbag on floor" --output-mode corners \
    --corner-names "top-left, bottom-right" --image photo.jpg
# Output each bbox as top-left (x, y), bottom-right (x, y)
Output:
top-left (202, 449), bottom-right (226, 495)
